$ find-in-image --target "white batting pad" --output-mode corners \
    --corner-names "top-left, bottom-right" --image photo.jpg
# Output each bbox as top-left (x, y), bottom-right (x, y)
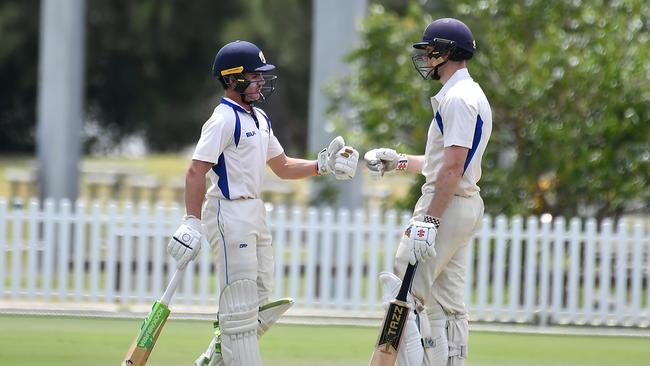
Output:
top-left (395, 312), bottom-right (424, 366)
top-left (423, 302), bottom-right (449, 366)
top-left (218, 279), bottom-right (261, 366)
top-left (258, 298), bottom-right (294, 337)
top-left (196, 297), bottom-right (294, 366)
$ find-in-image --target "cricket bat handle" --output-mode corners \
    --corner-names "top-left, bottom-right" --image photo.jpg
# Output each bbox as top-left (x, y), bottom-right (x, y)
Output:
top-left (160, 267), bottom-right (185, 306)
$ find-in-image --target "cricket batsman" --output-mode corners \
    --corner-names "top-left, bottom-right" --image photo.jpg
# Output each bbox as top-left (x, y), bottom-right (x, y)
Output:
top-left (366, 18), bottom-right (492, 365)
top-left (166, 40), bottom-right (359, 366)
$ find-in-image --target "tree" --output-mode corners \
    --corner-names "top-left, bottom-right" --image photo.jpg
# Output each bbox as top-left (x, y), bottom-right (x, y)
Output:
top-left (330, 1), bottom-right (650, 218)
top-left (85, 0), bottom-right (242, 151)
top-left (0, 0), bottom-right (40, 153)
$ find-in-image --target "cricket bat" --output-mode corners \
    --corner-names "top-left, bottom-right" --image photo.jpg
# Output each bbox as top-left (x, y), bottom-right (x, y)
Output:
top-left (369, 262), bottom-right (418, 366)
top-left (123, 267), bottom-right (185, 366)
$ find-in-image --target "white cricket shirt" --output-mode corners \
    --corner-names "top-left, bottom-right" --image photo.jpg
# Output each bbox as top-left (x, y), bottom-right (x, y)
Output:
top-left (192, 97), bottom-right (284, 200)
top-left (421, 68), bottom-right (492, 197)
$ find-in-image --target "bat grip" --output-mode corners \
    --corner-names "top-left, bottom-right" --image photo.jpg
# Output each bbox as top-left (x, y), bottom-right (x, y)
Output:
top-left (396, 262), bottom-right (417, 302)
top-left (160, 267), bottom-right (185, 306)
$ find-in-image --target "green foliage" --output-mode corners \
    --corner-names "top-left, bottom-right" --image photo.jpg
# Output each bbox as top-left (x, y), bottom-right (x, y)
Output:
top-left (0, 1), bottom-right (39, 153)
top-left (85, 0), bottom-right (242, 151)
top-left (331, 1), bottom-right (650, 218)
top-left (0, 1), bottom-right (313, 155)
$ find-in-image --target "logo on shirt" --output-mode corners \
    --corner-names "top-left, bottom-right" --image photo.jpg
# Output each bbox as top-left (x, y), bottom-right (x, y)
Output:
top-left (246, 131), bottom-right (256, 138)
top-left (239, 243), bottom-right (248, 249)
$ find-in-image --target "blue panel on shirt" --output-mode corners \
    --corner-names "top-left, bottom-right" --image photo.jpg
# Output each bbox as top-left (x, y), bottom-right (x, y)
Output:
top-left (212, 153), bottom-right (230, 199)
top-left (435, 111), bottom-right (444, 134)
top-left (463, 115), bottom-right (484, 174)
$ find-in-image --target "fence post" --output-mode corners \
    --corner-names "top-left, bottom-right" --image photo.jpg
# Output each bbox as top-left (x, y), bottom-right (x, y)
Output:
top-left (88, 201), bottom-right (102, 302)
top-left (11, 200), bottom-right (24, 299)
top-left (583, 218), bottom-right (597, 323)
top-left (551, 217), bottom-right (566, 324)
top-left (289, 206), bottom-right (303, 301)
top-left (538, 218), bottom-right (551, 325)
top-left (273, 206), bottom-right (287, 300)
top-left (614, 220), bottom-right (628, 325)
top-left (630, 220), bottom-right (643, 325)
top-left (523, 216), bottom-right (538, 323)
top-left (57, 199), bottom-right (72, 302)
top-left (350, 209), bottom-right (365, 310)
top-left (492, 215), bottom-right (507, 321)
top-left (599, 219), bottom-right (613, 324)
top-left (27, 199), bottom-right (39, 301)
top-left (304, 207), bottom-right (319, 307)
top-left (508, 215), bottom-right (523, 321)
top-left (567, 217), bottom-right (582, 323)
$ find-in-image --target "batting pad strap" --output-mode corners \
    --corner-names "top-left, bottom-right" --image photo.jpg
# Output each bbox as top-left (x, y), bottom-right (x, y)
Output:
top-left (447, 314), bottom-right (469, 363)
top-left (219, 307), bottom-right (258, 334)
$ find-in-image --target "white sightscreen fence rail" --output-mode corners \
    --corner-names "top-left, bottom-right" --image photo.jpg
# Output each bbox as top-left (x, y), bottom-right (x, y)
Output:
top-left (0, 198), bottom-right (649, 327)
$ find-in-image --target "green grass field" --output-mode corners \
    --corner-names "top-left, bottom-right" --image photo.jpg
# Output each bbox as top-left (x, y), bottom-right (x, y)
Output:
top-left (0, 315), bottom-right (648, 366)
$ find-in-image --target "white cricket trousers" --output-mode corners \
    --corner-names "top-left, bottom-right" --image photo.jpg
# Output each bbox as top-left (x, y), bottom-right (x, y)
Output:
top-left (202, 197), bottom-right (274, 305)
top-left (394, 193), bottom-right (484, 314)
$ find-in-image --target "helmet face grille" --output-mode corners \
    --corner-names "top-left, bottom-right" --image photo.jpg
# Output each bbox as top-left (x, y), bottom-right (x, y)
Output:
top-left (227, 73), bottom-right (278, 102)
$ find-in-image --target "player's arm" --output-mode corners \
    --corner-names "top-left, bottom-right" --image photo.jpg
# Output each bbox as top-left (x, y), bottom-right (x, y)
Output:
top-left (267, 153), bottom-right (318, 180)
top-left (267, 136), bottom-right (359, 180)
top-left (405, 146), bottom-right (467, 265)
top-left (425, 145), bottom-right (468, 217)
top-left (185, 159), bottom-right (214, 218)
top-left (403, 154), bottom-right (425, 174)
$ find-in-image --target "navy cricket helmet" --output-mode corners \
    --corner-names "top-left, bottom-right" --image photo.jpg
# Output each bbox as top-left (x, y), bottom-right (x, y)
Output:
top-left (413, 18), bottom-right (476, 60)
top-left (212, 40), bottom-right (277, 101)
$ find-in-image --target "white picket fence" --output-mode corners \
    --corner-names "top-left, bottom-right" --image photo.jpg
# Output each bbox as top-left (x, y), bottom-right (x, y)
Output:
top-left (0, 198), bottom-right (649, 327)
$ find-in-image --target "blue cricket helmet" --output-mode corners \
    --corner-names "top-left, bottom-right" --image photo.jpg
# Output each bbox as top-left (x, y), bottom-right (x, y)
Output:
top-left (413, 18), bottom-right (476, 60)
top-left (212, 40), bottom-right (277, 102)
top-left (212, 40), bottom-right (275, 78)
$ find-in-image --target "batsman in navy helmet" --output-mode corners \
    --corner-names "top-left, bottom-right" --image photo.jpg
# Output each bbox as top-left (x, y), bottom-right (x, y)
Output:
top-left (166, 39), bottom-right (359, 366)
top-left (365, 18), bottom-right (492, 366)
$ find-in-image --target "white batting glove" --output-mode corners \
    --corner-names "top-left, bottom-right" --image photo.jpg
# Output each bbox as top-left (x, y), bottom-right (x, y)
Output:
top-left (317, 136), bottom-right (345, 176)
top-left (167, 215), bottom-right (202, 269)
top-left (332, 146), bottom-right (359, 180)
top-left (364, 148), bottom-right (408, 180)
top-left (406, 215), bottom-right (440, 265)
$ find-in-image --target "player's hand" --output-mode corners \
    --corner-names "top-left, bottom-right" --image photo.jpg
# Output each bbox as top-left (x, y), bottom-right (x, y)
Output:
top-left (332, 146), bottom-right (359, 180)
top-left (406, 215), bottom-right (440, 265)
top-left (317, 136), bottom-right (345, 176)
top-left (167, 215), bottom-right (202, 269)
top-left (364, 148), bottom-right (408, 180)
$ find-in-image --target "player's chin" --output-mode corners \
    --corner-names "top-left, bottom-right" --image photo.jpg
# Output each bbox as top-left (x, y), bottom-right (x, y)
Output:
top-left (247, 91), bottom-right (262, 101)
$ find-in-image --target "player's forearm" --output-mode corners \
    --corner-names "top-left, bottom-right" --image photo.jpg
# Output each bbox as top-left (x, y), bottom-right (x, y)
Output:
top-left (185, 167), bottom-right (207, 219)
top-left (405, 155), bottom-right (425, 174)
top-left (426, 164), bottom-right (463, 218)
top-left (273, 156), bottom-right (318, 180)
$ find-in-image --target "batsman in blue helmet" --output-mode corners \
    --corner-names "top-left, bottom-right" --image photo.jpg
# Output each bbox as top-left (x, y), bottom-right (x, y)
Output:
top-left (163, 40), bottom-right (359, 366)
top-left (365, 18), bottom-right (492, 366)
